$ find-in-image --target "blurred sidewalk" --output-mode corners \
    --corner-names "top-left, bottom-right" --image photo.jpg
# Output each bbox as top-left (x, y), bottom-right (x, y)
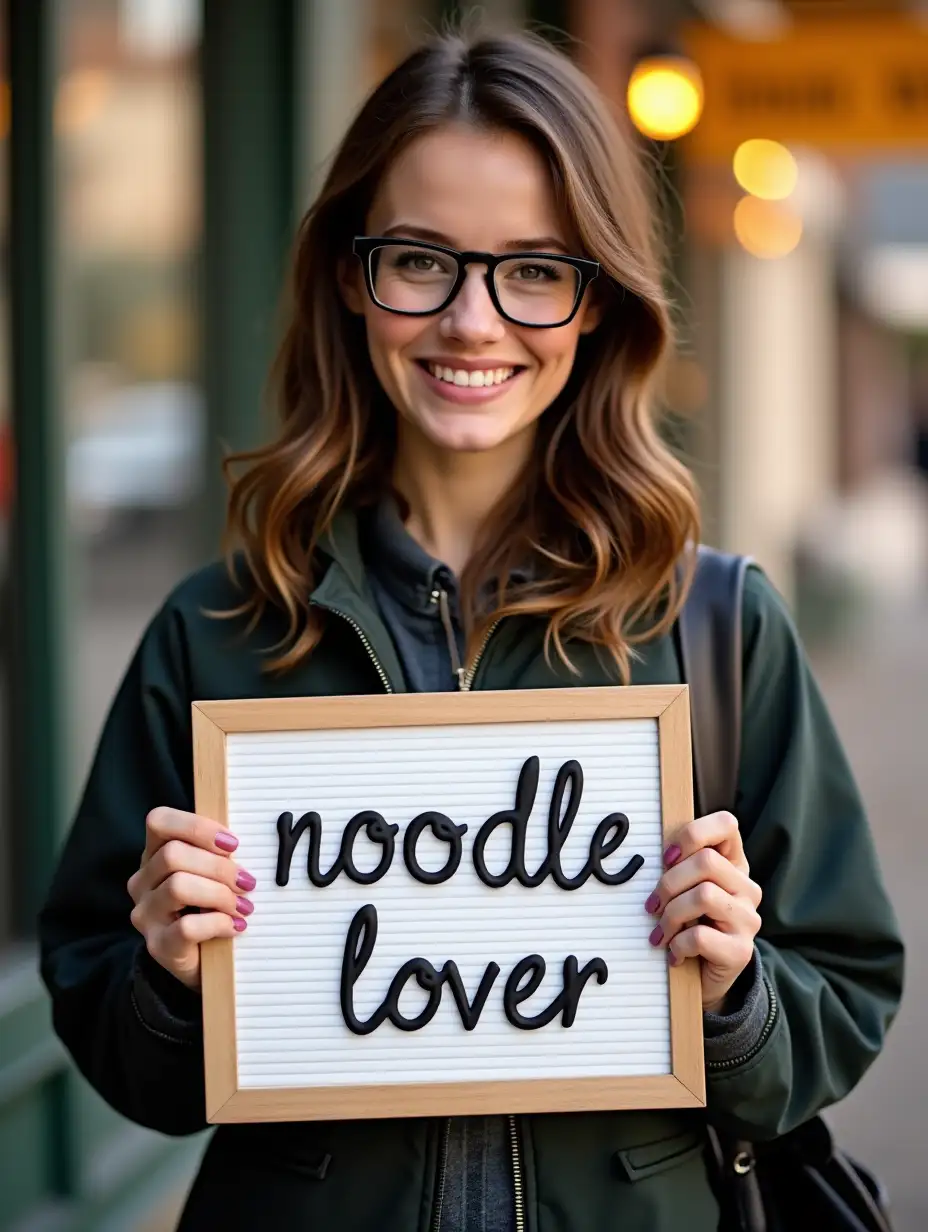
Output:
top-left (811, 597), bottom-right (928, 1232)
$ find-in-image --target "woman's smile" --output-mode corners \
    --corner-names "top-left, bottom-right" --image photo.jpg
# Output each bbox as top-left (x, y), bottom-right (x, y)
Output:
top-left (414, 357), bottom-right (526, 405)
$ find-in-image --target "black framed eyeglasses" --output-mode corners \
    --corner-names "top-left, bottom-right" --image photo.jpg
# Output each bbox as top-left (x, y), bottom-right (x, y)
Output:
top-left (352, 237), bottom-right (600, 328)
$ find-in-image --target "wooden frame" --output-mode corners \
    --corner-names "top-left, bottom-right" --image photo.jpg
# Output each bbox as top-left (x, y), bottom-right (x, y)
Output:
top-left (194, 685), bottom-right (704, 1123)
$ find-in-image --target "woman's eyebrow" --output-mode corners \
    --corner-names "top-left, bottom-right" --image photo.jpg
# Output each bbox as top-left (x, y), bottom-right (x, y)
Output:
top-left (380, 223), bottom-right (570, 254)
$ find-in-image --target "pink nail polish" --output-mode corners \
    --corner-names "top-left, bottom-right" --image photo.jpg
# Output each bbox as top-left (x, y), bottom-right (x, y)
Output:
top-left (236, 869), bottom-right (257, 891)
top-left (236, 896), bottom-right (254, 917)
top-left (644, 892), bottom-right (660, 914)
top-left (663, 844), bottom-right (682, 868)
top-left (215, 831), bottom-right (238, 852)
top-left (649, 925), bottom-right (664, 947)
top-left (233, 917), bottom-right (247, 932)
top-left (668, 951), bottom-right (680, 966)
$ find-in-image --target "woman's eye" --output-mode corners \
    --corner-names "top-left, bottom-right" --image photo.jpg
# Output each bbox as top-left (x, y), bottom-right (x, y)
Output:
top-left (395, 253), bottom-right (440, 272)
top-left (513, 262), bottom-right (560, 282)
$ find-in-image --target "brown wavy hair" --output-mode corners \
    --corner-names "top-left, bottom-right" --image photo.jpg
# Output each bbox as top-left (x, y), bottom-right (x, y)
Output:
top-left (222, 29), bottom-right (700, 681)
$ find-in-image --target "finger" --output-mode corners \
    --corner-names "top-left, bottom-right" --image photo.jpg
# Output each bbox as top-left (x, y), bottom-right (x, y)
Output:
top-left (663, 812), bottom-right (747, 874)
top-left (158, 911), bottom-right (245, 954)
top-left (646, 847), bottom-right (761, 916)
top-left (142, 806), bottom-right (238, 865)
top-left (650, 882), bottom-right (760, 947)
top-left (147, 871), bottom-right (251, 924)
top-left (667, 923), bottom-right (755, 975)
top-left (146, 912), bottom-right (245, 976)
top-left (129, 840), bottom-right (256, 903)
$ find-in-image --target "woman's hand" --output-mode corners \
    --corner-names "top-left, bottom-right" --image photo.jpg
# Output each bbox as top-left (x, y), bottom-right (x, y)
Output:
top-left (645, 811), bottom-right (762, 1013)
top-left (127, 807), bottom-right (255, 992)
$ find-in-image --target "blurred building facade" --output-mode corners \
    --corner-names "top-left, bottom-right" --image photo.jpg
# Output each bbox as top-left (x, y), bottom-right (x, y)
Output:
top-left (2, 1), bottom-right (927, 1228)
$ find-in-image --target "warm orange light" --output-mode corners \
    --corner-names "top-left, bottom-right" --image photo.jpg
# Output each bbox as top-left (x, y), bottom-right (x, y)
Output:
top-left (56, 68), bottom-right (112, 135)
top-left (627, 57), bottom-right (704, 141)
top-left (733, 196), bottom-right (803, 259)
top-left (733, 139), bottom-right (798, 201)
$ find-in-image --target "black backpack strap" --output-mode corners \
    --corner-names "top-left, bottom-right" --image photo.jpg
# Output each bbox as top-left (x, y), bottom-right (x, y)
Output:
top-left (675, 545), bottom-right (753, 819)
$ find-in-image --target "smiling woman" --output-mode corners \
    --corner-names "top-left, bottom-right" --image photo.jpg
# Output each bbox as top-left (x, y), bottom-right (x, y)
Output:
top-left (39, 24), bottom-right (903, 1232)
top-left (225, 32), bottom-right (698, 650)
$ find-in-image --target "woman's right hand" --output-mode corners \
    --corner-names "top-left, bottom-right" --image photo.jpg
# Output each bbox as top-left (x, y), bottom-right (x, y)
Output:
top-left (127, 807), bottom-right (256, 991)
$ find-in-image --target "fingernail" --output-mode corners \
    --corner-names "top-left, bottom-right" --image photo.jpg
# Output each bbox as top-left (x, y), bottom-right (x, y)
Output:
top-left (236, 869), bottom-right (257, 891)
top-left (644, 891), bottom-right (660, 914)
top-left (215, 831), bottom-right (238, 852)
top-left (236, 896), bottom-right (254, 917)
top-left (233, 917), bottom-right (248, 932)
top-left (663, 844), bottom-right (682, 868)
top-left (649, 925), bottom-right (664, 947)
top-left (668, 950), bottom-right (681, 966)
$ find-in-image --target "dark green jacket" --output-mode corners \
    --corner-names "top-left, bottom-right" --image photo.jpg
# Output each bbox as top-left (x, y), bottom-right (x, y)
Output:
top-left (39, 515), bottom-right (903, 1232)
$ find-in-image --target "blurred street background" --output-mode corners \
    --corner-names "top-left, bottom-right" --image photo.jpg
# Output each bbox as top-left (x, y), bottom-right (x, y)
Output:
top-left (1, 1), bottom-right (926, 1229)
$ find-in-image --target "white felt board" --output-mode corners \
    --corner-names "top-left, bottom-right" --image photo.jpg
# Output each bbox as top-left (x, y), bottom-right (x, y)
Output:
top-left (225, 717), bottom-right (671, 1090)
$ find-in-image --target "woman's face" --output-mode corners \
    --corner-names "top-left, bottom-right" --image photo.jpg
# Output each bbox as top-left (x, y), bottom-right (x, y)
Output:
top-left (342, 124), bottom-right (601, 457)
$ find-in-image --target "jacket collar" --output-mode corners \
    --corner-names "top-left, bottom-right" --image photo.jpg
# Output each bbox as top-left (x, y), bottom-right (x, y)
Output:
top-left (311, 508), bottom-right (408, 692)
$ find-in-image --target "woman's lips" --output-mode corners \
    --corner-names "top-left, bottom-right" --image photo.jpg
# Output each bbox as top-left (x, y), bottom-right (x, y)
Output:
top-left (415, 362), bottom-right (524, 405)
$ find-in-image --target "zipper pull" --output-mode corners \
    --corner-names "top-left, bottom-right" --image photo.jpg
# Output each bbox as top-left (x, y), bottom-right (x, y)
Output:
top-left (435, 587), bottom-right (466, 689)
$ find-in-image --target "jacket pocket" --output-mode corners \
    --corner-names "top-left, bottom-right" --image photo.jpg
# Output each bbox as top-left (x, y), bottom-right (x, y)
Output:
top-left (177, 1119), bottom-right (430, 1232)
top-left (614, 1128), bottom-right (704, 1182)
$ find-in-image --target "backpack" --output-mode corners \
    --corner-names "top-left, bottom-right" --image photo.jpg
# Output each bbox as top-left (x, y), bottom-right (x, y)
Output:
top-left (677, 546), bottom-right (893, 1232)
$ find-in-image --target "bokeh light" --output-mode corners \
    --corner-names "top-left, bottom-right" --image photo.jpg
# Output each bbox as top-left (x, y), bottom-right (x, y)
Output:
top-left (627, 56), bottom-right (704, 142)
top-left (733, 139), bottom-right (799, 201)
top-left (733, 195), bottom-right (803, 259)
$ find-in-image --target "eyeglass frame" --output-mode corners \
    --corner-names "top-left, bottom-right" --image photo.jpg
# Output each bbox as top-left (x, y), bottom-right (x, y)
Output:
top-left (351, 236), bottom-right (601, 329)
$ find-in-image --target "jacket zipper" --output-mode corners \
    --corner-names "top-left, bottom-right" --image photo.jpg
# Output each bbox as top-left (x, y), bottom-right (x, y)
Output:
top-left (431, 586), bottom-right (503, 693)
top-left (322, 595), bottom-right (516, 1230)
top-left (705, 977), bottom-right (779, 1072)
top-left (460, 617), bottom-right (503, 692)
top-left (508, 1115), bottom-right (526, 1232)
top-left (310, 603), bottom-right (394, 694)
top-left (431, 1118), bottom-right (451, 1232)
top-left (431, 591), bottom-right (518, 1230)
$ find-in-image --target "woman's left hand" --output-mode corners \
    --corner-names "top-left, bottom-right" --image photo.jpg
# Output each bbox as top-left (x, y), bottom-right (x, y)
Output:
top-left (645, 811), bottom-right (762, 1013)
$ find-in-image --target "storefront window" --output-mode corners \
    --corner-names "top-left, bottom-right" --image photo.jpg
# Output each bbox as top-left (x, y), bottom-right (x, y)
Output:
top-left (57, 0), bottom-right (203, 783)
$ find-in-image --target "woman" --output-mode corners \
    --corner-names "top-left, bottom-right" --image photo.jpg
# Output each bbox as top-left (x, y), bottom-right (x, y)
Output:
top-left (39, 30), bottom-right (902, 1232)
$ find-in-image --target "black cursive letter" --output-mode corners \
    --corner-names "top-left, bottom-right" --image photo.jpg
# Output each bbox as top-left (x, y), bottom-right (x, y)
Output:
top-left (441, 961), bottom-right (501, 1030)
top-left (340, 810), bottom-right (399, 885)
top-left (588, 813), bottom-right (644, 886)
top-left (503, 954), bottom-right (563, 1029)
top-left (403, 812), bottom-right (468, 885)
top-left (559, 955), bottom-right (609, 1026)
top-left (340, 904), bottom-right (388, 1035)
top-left (472, 756), bottom-right (539, 887)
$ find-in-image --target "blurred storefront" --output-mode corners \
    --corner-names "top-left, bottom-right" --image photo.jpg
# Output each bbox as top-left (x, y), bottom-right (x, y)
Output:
top-left (2, 0), bottom-right (927, 1228)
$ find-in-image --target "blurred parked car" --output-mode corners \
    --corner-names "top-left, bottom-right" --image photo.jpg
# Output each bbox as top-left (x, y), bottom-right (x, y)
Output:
top-left (67, 381), bottom-right (205, 535)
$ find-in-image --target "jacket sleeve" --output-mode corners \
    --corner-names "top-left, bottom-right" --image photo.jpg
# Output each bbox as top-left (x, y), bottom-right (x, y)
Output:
top-left (706, 568), bottom-right (904, 1139)
top-left (38, 596), bottom-right (209, 1137)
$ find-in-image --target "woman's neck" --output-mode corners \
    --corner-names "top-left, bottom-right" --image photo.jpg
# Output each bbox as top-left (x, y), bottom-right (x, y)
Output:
top-left (392, 425), bottom-right (534, 576)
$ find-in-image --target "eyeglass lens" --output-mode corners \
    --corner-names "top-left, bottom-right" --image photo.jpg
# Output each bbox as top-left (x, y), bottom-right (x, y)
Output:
top-left (369, 244), bottom-right (581, 326)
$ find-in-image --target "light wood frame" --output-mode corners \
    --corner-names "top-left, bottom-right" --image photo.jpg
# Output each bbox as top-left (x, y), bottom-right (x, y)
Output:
top-left (194, 686), bottom-right (705, 1123)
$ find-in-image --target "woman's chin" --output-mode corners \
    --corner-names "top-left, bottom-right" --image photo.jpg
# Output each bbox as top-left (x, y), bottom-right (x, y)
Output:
top-left (417, 412), bottom-right (517, 456)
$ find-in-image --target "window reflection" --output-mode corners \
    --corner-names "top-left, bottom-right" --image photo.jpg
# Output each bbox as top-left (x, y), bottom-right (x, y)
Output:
top-left (57, 0), bottom-right (203, 782)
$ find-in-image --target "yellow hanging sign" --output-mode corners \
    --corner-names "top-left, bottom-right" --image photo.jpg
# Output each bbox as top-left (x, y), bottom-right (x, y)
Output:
top-left (683, 16), bottom-right (928, 161)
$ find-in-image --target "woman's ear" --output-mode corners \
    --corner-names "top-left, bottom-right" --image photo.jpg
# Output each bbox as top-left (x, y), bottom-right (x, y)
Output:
top-left (338, 256), bottom-right (366, 316)
top-left (578, 291), bottom-right (605, 336)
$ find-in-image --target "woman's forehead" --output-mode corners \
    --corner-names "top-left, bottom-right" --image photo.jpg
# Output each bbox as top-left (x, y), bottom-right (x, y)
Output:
top-left (366, 125), bottom-right (569, 251)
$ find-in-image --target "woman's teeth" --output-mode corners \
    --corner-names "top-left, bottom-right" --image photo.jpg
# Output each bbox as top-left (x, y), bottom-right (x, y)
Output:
top-left (426, 364), bottom-right (515, 388)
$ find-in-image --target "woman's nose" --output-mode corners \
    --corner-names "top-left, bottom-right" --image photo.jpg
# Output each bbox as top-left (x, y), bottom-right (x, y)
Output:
top-left (439, 267), bottom-right (506, 344)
